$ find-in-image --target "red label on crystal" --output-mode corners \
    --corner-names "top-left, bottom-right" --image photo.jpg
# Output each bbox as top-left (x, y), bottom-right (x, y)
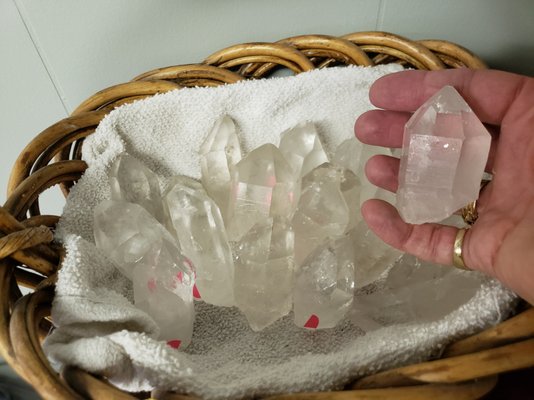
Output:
top-left (304, 314), bottom-right (319, 329)
top-left (193, 284), bottom-right (201, 299)
top-left (167, 339), bottom-right (181, 349)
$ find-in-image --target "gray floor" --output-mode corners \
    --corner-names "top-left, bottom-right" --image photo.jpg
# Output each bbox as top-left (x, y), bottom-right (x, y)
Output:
top-left (0, 358), bottom-right (40, 400)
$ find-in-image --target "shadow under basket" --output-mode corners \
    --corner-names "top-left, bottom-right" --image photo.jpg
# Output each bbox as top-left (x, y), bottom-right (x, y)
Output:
top-left (1, 31), bottom-right (533, 400)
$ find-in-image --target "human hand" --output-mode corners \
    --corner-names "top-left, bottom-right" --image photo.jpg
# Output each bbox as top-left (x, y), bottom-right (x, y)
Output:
top-left (355, 69), bottom-right (534, 304)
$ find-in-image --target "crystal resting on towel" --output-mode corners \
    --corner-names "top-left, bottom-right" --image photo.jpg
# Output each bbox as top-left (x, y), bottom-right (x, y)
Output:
top-left (93, 200), bottom-right (195, 347)
top-left (397, 86), bottom-right (491, 224)
top-left (94, 118), bottom-right (410, 335)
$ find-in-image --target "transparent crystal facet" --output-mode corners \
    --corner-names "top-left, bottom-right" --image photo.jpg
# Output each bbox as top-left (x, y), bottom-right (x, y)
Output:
top-left (279, 122), bottom-right (329, 178)
top-left (349, 221), bottom-right (402, 288)
top-left (233, 217), bottom-right (295, 331)
top-left (109, 154), bottom-right (164, 221)
top-left (226, 143), bottom-right (300, 242)
top-left (291, 163), bottom-right (349, 266)
top-left (332, 137), bottom-right (363, 176)
top-left (293, 235), bottom-right (355, 329)
top-left (165, 182), bottom-right (235, 307)
top-left (93, 200), bottom-right (194, 346)
top-left (397, 86), bottom-right (491, 224)
top-left (349, 255), bottom-right (480, 331)
top-left (200, 116), bottom-right (242, 220)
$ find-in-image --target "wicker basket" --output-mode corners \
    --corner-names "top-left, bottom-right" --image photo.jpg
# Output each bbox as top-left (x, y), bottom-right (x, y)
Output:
top-left (1, 31), bottom-right (533, 400)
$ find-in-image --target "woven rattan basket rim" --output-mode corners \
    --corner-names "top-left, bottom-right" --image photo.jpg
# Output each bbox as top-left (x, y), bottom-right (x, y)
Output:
top-left (0, 31), bottom-right (532, 400)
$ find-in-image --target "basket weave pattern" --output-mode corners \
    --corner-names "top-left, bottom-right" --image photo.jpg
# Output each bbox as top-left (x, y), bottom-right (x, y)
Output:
top-left (1, 31), bottom-right (533, 400)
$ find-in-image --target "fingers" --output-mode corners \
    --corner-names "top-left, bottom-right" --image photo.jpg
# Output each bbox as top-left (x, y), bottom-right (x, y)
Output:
top-left (361, 199), bottom-right (468, 267)
top-left (365, 155), bottom-right (399, 193)
top-left (369, 69), bottom-right (527, 125)
top-left (355, 110), bottom-right (410, 148)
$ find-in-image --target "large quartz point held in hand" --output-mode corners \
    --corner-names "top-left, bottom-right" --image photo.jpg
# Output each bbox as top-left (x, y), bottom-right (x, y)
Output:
top-left (93, 200), bottom-right (195, 347)
top-left (292, 163), bottom-right (349, 266)
top-left (226, 143), bottom-right (300, 242)
top-left (397, 86), bottom-right (491, 224)
top-left (234, 217), bottom-right (295, 331)
top-left (199, 116), bottom-right (242, 219)
top-left (164, 181), bottom-right (235, 307)
top-left (293, 235), bottom-right (355, 330)
top-left (279, 122), bottom-right (329, 178)
top-left (109, 154), bottom-right (164, 221)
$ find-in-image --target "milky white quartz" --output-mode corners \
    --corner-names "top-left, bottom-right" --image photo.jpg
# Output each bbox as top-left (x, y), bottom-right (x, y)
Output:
top-left (397, 86), bottom-right (491, 224)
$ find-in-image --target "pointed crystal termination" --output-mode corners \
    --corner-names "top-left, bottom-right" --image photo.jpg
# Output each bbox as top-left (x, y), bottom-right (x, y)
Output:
top-left (200, 116), bottom-right (242, 220)
top-left (234, 217), bottom-right (295, 331)
top-left (397, 86), bottom-right (491, 224)
top-left (109, 153), bottom-right (165, 222)
top-left (164, 181), bottom-right (235, 307)
top-left (332, 137), bottom-right (364, 177)
top-left (226, 143), bottom-right (300, 242)
top-left (279, 122), bottom-right (329, 178)
top-left (93, 200), bottom-right (195, 346)
top-left (349, 221), bottom-right (402, 288)
top-left (291, 163), bottom-right (349, 266)
top-left (293, 235), bottom-right (355, 329)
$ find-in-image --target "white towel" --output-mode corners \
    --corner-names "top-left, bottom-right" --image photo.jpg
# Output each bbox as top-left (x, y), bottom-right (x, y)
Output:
top-left (44, 65), bottom-right (516, 399)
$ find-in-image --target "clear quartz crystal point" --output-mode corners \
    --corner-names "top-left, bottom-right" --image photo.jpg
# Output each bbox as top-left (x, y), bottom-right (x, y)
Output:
top-left (199, 116), bottom-right (242, 219)
top-left (332, 137), bottom-right (363, 176)
top-left (234, 217), bottom-right (295, 331)
top-left (226, 143), bottom-right (300, 242)
top-left (109, 153), bottom-right (164, 221)
top-left (397, 86), bottom-right (491, 224)
top-left (279, 122), bottom-right (329, 178)
top-left (291, 163), bottom-right (349, 266)
top-left (349, 221), bottom-right (402, 288)
top-left (293, 235), bottom-right (355, 329)
top-left (164, 181), bottom-right (235, 307)
top-left (339, 168), bottom-right (362, 232)
top-left (349, 255), bottom-right (480, 331)
top-left (93, 200), bottom-right (194, 347)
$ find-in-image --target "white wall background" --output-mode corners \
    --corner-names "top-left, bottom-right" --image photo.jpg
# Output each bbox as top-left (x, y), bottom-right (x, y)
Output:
top-left (2, 0), bottom-right (534, 215)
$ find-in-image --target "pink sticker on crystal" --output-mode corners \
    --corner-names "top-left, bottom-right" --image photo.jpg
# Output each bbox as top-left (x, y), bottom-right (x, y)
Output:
top-left (176, 271), bottom-right (183, 283)
top-left (167, 339), bottom-right (181, 349)
top-left (193, 284), bottom-right (201, 299)
top-left (147, 278), bottom-right (157, 292)
top-left (304, 314), bottom-right (319, 329)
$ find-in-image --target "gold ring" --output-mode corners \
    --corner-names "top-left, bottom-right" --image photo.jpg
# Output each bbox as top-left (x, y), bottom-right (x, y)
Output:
top-left (461, 200), bottom-right (478, 225)
top-left (460, 179), bottom-right (491, 225)
top-left (453, 228), bottom-right (470, 270)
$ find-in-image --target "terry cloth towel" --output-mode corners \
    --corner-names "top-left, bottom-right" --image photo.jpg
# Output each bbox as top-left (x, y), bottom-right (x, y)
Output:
top-left (44, 64), bottom-right (516, 399)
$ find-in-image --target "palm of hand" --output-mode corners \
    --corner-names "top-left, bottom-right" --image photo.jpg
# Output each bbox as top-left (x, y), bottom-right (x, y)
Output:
top-left (356, 69), bottom-right (534, 303)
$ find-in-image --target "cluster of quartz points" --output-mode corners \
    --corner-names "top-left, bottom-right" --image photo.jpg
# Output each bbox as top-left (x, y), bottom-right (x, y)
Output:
top-left (93, 117), bottom-right (402, 348)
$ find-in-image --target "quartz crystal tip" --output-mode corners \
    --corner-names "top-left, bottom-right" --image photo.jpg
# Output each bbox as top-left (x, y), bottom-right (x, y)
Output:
top-left (226, 143), bottom-right (300, 242)
top-left (279, 122), bottom-right (329, 178)
top-left (199, 115), bottom-right (242, 220)
top-left (108, 153), bottom-right (164, 221)
top-left (397, 85), bottom-right (491, 224)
